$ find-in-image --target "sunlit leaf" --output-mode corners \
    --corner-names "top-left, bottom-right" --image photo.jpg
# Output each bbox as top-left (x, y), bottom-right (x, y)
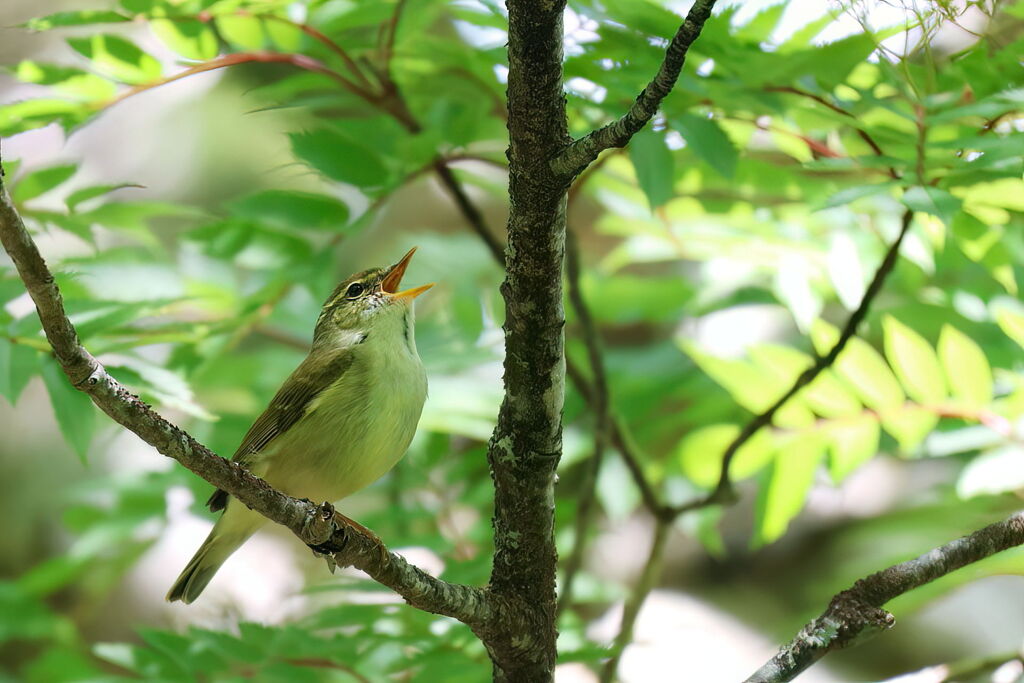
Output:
top-left (265, 18), bottom-right (303, 51)
top-left (67, 35), bottom-right (161, 85)
top-left (957, 445), bottom-right (1024, 498)
top-left (150, 19), bottom-right (218, 61)
top-left (882, 404), bottom-right (938, 453)
top-left (827, 415), bottom-right (879, 482)
top-left (677, 424), bottom-right (774, 488)
top-left (883, 316), bottom-right (946, 405)
top-left (215, 14), bottom-right (265, 50)
top-left (23, 10), bottom-right (129, 30)
top-left (812, 320), bottom-right (905, 412)
top-left (937, 325), bottom-right (992, 407)
top-left (996, 309), bottom-right (1024, 350)
top-left (755, 433), bottom-right (825, 545)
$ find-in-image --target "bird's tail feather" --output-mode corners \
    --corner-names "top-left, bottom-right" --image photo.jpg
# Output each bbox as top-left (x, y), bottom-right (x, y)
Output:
top-left (166, 513), bottom-right (257, 604)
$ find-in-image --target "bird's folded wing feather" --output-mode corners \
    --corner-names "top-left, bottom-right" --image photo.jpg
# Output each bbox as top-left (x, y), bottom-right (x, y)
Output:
top-left (207, 348), bottom-right (356, 512)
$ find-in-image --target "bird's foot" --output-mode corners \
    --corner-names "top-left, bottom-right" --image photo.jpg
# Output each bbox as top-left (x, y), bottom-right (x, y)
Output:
top-left (335, 511), bottom-right (390, 565)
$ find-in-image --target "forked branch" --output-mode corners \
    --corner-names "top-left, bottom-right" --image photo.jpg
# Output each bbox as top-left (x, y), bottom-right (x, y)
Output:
top-left (0, 162), bottom-right (497, 633)
top-left (745, 511), bottom-right (1024, 683)
top-left (550, 0), bottom-right (718, 179)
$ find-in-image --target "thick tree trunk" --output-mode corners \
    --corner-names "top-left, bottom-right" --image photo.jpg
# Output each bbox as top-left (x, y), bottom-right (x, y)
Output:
top-left (484, 0), bottom-right (572, 679)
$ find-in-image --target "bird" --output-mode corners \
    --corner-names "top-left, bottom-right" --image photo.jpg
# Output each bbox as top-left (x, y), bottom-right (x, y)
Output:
top-left (167, 247), bottom-right (433, 603)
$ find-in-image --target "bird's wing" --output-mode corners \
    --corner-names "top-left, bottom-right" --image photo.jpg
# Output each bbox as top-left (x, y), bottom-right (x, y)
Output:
top-left (207, 348), bottom-right (356, 512)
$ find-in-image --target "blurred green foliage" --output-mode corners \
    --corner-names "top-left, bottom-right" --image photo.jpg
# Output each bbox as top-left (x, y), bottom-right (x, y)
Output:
top-left (2, 0), bottom-right (1024, 679)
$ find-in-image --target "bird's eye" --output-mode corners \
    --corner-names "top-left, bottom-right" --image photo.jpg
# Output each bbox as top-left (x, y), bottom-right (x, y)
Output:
top-left (346, 282), bottom-right (365, 298)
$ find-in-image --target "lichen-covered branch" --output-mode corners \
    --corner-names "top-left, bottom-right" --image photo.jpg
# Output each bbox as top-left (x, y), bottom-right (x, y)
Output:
top-left (745, 511), bottom-right (1024, 683)
top-left (550, 0), bottom-right (718, 179)
top-left (0, 165), bottom-right (495, 633)
top-left (484, 0), bottom-right (574, 678)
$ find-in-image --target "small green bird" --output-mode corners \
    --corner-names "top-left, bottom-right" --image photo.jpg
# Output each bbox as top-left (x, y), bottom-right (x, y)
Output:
top-left (167, 248), bottom-right (433, 604)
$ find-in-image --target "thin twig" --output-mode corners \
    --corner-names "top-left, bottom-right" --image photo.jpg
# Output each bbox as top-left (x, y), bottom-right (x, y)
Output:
top-left (432, 161), bottom-right (505, 262)
top-left (99, 52), bottom-right (377, 111)
top-left (744, 511), bottom-right (1024, 683)
top-left (381, 0), bottom-right (409, 72)
top-left (261, 14), bottom-right (376, 91)
top-left (556, 228), bottom-right (611, 616)
top-left (599, 519), bottom-right (671, 683)
top-left (685, 208), bottom-right (914, 511)
top-left (550, 0), bottom-right (719, 178)
top-left (764, 86), bottom-right (893, 171)
top-left (0, 157), bottom-right (498, 633)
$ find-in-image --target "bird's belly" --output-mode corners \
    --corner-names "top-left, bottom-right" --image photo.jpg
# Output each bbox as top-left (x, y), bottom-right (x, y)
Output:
top-left (261, 357), bottom-right (425, 504)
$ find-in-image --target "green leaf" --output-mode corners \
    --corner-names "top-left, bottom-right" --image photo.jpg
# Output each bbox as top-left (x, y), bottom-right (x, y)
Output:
top-left (11, 61), bottom-right (117, 101)
top-left (683, 344), bottom-right (815, 426)
top-left (215, 14), bottom-right (265, 50)
top-left (67, 35), bottom-right (161, 85)
top-left (996, 309), bottom-right (1024, 349)
top-left (812, 320), bottom-right (905, 412)
top-left (265, 18), bottom-right (303, 51)
top-left (0, 341), bottom-right (38, 404)
top-left (902, 186), bottom-right (961, 226)
top-left (290, 130), bottom-right (389, 189)
top-left (677, 424), bottom-right (774, 488)
top-left (151, 19), bottom-right (218, 61)
top-left (671, 114), bottom-right (738, 179)
top-left (821, 182), bottom-right (897, 210)
top-left (735, 3), bottom-right (786, 43)
top-left (883, 316), bottom-right (946, 405)
top-left (11, 164), bottom-right (77, 203)
top-left (66, 183), bottom-right (144, 211)
top-left (827, 416), bottom-right (880, 482)
top-left (937, 325), bottom-right (992, 407)
top-left (755, 433), bottom-right (825, 545)
top-left (628, 127), bottom-right (675, 209)
top-left (227, 190), bottom-right (349, 230)
top-left (882, 404), bottom-right (938, 453)
top-left (23, 10), bottom-right (130, 30)
top-left (39, 356), bottom-right (95, 462)
top-left (0, 99), bottom-right (90, 137)
top-left (957, 445), bottom-right (1024, 498)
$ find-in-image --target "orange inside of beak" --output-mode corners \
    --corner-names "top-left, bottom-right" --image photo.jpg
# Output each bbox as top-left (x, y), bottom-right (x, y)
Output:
top-left (381, 247), bottom-right (435, 300)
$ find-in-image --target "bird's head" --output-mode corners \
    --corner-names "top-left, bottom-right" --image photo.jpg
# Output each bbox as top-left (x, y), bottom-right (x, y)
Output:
top-left (313, 247), bottom-right (433, 346)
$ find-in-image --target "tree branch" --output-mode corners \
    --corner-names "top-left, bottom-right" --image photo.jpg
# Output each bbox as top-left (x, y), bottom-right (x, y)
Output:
top-left (0, 158), bottom-right (497, 634)
top-left (556, 228), bottom-right (610, 616)
top-left (744, 511), bottom-right (1024, 683)
top-left (599, 518), bottom-right (671, 683)
top-left (672, 208), bottom-right (915, 513)
top-left (549, 0), bottom-right (719, 179)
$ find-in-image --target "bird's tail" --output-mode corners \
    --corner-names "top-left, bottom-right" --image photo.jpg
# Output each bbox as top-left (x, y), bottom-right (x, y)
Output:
top-left (166, 505), bottom-right (262, 604)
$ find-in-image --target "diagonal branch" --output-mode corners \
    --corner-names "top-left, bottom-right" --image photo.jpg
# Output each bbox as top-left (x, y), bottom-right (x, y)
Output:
top-left (0, 159), bottom-right (497, 633)
top-left (100, 52), bottom-right (377, 111)
top-left (745, 510), bottom-right (1024, 683)
top-left (550, 0), bottom-right (718, 179)
top-left (669, 208), bottom-right (915, 514)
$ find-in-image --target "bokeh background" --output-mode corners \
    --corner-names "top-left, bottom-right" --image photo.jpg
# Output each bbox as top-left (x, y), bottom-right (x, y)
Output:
top-left (2, 0), bottom-right (1024, 680)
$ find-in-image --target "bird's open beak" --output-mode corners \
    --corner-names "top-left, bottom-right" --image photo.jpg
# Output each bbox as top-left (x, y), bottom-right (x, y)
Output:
top-left (381, 247), bottom-right (434, 300)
